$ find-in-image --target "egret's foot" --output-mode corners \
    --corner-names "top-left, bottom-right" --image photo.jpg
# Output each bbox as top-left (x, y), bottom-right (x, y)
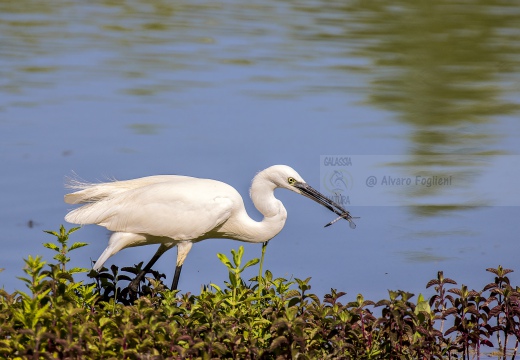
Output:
top-left (128, 279), bottom-right (140, 293)
top-left (128, 273), bottom-right (145, 293)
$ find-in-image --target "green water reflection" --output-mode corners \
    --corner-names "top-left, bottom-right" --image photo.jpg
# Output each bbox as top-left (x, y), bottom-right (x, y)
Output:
top-left (291, 0), bottom-right (520, 210)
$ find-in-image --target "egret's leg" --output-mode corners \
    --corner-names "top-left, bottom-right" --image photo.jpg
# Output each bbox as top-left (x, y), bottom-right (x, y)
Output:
top-left (171, 265), bottom-right (182, 291)
top-left (129, 243), bottom-right (173, 292)
top-left (171, 241), bottom-right (193, 291)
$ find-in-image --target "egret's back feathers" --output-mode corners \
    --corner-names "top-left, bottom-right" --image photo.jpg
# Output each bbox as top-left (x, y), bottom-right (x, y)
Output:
top-left (65, 177), bottom-right (239, 240)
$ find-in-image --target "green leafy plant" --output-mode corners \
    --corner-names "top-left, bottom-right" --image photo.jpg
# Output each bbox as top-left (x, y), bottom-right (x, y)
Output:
top-left (1, 226), bottom-right (520, 359)
top-left (484, 266), bottom-right (520, 359)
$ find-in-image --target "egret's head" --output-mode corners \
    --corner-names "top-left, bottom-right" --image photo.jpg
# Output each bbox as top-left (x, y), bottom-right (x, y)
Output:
top-left (258, 165), bottom-right (306, 192)
top-left (254, 165), bottom-right (353, 226)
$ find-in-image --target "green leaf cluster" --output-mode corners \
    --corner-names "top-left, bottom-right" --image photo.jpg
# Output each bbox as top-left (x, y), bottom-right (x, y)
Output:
top-left (0, 226), bottom-right (519, 359)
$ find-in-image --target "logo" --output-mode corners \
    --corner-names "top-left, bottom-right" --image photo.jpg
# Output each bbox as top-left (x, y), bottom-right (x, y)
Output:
top-left (322, 169), bottom-right (353, 193)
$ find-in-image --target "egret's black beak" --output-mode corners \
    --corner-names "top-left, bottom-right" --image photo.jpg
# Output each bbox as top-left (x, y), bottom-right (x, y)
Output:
top-left (294, 182), bottom-right (357, 229)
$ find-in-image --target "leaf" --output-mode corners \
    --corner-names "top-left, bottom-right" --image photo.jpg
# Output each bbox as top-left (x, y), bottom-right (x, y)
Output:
top-left (228, 271), bottom-right (237, 288)
top-left (68, 226), bottom-right (81, 234)
top-left (448, 288), bottom-right (462, 296)
top-left (285, 306), bottom-right (298, 321)
top-left (468, 290), bottom-right (480, 297)
top-left (426, 279), bottom-right (439, 288)
top-left (42, 243), bottom-right (60, 252)
top-left (288, 298), bottom-right (300, 308)
top-left (481, 339), bottom-right (494, 347)
top-left (285, 289), bottom-right (300, 298)
top-left (308, 294), bottom-right (320, 304)
top-left (488, 305), bottom-right (503, 317)
top-left (466, 305), bottom-right (479, 315)
top-left (69, 242), bottom-right (88, 251)
top-left (388, 290), bottom-right (398, 301)
top-left (269, 336), bottom-right (288, 351)
top-left (217, 253), bottom-right (233, 269)
top-left (415, 294), bottom-right (431, 314)
top-left (231, 246), bottom-right (244, 268)
top-left (33, 303), bottom-right (51, 327)
top-left (43, 230), bottom-right (59, 237)
top-left (69, 267), bottom-right (89, 274)
top-left (241, 258), bottom-right (259, 272)
top-left (375, 299), bottom-right (390, 307)
top-left (443, 308), bottom-right (458, 316)
top-left (335, 291), bottom-right (347, 299)
top-left (57, 272), bottom-right (74, 282)
top-left (209, 283), bottom-right (222, 292)
top-left (99, 317), bottom-right (116, 329)
top-left (482, 283), bottom-right (497, 291)
top-left (444, 326), bottom-right (457, 336)
top-left (121, 266), bottom-right (140, 275)
top-left (486, 267), bottom-right (499, 275)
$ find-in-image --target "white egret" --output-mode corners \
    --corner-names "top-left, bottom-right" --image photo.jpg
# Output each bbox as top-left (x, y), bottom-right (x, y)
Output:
top-left (64, 165), bottom-right (356, 291)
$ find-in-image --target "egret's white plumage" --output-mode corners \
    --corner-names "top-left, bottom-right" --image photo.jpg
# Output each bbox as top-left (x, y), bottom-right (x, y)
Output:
top-left (64, 165), bottom-right (354, 290)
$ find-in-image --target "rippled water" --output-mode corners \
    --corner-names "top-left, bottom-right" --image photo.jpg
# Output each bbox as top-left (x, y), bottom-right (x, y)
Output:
top-left (1, 0), bottom-right (520, 326)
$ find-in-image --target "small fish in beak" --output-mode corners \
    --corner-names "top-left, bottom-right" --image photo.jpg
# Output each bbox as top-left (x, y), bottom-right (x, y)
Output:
top-left (324, 212), bottom-right (358, 229)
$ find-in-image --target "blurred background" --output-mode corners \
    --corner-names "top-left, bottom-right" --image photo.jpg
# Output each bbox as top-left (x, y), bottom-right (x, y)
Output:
top-left (1, 0), bottom-right (519, 303)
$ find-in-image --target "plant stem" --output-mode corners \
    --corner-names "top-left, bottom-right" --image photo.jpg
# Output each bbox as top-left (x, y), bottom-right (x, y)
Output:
top-left (257, 241), bottom-right (268, 299)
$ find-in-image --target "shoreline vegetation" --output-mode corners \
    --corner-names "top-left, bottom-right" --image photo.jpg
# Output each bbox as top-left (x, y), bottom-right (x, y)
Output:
top-left (0, 226), bottom-right (519, 359)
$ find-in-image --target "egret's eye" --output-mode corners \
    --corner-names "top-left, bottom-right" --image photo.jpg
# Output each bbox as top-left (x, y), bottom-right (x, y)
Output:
top-left (287, 177), bottom-right (297, 185)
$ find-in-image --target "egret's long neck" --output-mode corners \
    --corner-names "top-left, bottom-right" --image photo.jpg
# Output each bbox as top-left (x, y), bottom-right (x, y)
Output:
top-left (220, 172), bottom-right (287, 243)
top-left (250, 174), bottom-right (283, 218)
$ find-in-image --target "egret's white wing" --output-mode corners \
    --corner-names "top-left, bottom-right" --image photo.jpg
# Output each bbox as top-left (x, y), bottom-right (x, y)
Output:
top-left (65, 178), bottom-right (238, 240)
top-left (65, 175), bottom-right (191, 204)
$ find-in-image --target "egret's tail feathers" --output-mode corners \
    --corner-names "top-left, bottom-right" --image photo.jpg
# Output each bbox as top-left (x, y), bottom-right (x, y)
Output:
top-left (64, 202), bottom-right (111, 225)
top-left (64, 178), bottom-right (121, 204)
top-left (64, 175), bottom-right (182, 204)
